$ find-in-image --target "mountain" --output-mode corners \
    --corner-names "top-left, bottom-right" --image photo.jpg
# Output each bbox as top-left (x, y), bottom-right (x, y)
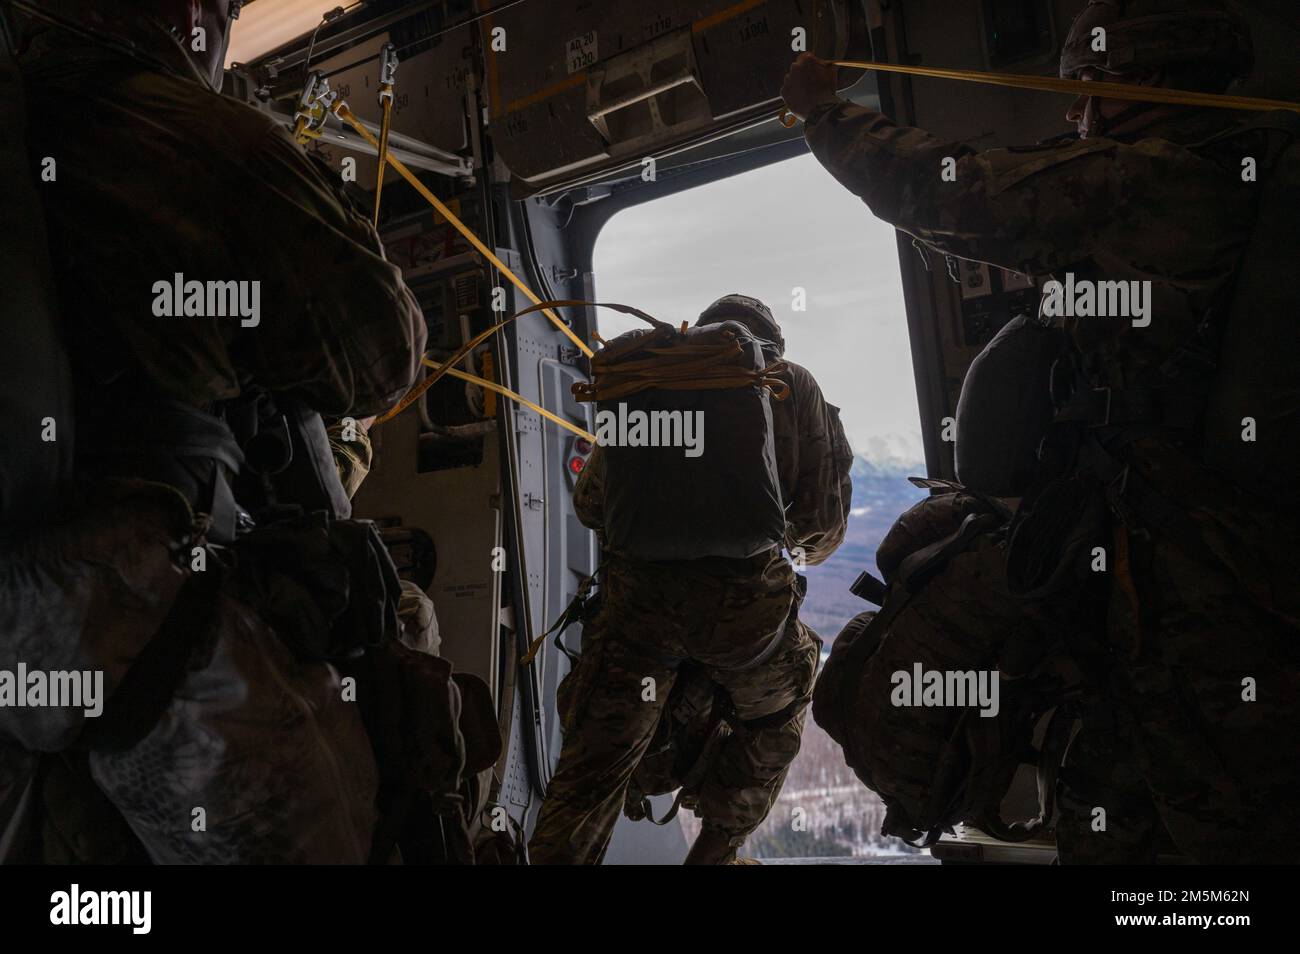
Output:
top-left (739, 454), bottom-right (931, 859)
top-left (798, 455), bottom-right (929, 642)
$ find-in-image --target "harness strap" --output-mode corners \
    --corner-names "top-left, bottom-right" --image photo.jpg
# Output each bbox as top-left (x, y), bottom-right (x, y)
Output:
top-left (74, 563), bottom-right (224, 753)
top-left (639, 692), bottom-right (731, 827)
top-left (520, 572), bottom-right (596, 666)
top-left (1053, 386), bottom-right (1202, 431)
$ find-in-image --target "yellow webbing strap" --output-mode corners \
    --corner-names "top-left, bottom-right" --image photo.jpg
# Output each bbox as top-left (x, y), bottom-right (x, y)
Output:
top-left (778, 59), bottom-right (1300, 127)
top-left (373, 89), bottom-right (394, 227)
top-left (421, 357), bottom-right (596, 443)
top-left (330, 101), bottom-right (594, 359)
top-left (375, 299), bottom-right (663, 426)
top-left (373, 43), bottom-right (398, 228)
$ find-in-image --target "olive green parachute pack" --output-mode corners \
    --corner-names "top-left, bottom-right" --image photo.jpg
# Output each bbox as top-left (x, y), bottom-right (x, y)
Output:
top-left (813, 491), bottom-right (1076, 847)
top-left (575, 319), bottom-right (787, 562)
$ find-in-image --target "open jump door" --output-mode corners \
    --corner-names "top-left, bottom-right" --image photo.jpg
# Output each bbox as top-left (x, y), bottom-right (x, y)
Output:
top-left (485, 2), bottom-right (866, 862)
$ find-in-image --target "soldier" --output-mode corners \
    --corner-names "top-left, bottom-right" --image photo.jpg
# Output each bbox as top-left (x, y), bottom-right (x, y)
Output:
top-left (783, 0), bottom-right (1300, 862)
top-left (529, 294), bottom-right (853, 864)
top-left (2, 0), bottom-right (426, 862)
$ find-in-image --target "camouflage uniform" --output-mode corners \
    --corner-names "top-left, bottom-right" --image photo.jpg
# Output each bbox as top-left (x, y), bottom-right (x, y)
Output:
top-left (2, 2), bottom-right (426, 863)
top-left (529, 334), bottom-right (853, 864)
top-left (803, 56), bottom-right (1300, 859)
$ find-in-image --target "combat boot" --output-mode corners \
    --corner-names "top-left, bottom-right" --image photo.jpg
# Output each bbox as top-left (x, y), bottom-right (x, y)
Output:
top-left (685, 826), bottom-right (759, 864)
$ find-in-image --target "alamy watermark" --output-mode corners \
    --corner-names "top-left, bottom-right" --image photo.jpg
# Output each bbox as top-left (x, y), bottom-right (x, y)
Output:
top-left (151, 273), bottom-right (261, 327)
top-left (594, 403), bottom-right (704, 458)
top-left (50, 884), bottom-right (151, 935)
top-left (891, 663), bottom-right (1000, 718)
top-left (1041, 272), bottom-right (1151, 327)
top-left (0, 665), bottom-right (104, 717)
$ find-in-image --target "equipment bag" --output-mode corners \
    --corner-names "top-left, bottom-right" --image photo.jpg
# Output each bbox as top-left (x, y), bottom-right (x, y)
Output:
top-left (813, 492), bottom-right (1071, 846)
top-left (573, 319), bottom-right (788, 562)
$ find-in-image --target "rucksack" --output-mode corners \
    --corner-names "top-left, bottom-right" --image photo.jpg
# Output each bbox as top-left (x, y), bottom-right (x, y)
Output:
top-left (573, 319), bottom-right (786, 562)
top-left (813, 491), bottom-right (1074, 846)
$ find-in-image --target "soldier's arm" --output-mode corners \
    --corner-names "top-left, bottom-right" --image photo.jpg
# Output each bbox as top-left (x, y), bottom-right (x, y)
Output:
top-left (804, 101), bottom-right (1158, 276)
top-left (785, 366), bottom-right (852, 566)
top-left (230, 124), bottom-right (427, 419)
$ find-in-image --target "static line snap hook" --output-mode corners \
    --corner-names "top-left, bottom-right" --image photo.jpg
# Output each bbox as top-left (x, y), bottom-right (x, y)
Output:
top-left (378, 42), bottom-right (398, 103)
top-left (293, 71), bottom-right (337, 143)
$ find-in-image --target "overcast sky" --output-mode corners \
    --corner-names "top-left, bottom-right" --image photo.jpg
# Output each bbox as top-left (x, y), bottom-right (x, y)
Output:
top-left (592, 152), bottom-right (924, 467)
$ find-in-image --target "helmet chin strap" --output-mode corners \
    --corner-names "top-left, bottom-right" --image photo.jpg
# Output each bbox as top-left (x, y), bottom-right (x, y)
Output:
top-left (1086, 94), bottom-right (1163, 138)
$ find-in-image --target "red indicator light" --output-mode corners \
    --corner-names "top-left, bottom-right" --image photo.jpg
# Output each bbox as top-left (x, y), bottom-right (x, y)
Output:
top-left (569, 456), bottom-right (586, 475)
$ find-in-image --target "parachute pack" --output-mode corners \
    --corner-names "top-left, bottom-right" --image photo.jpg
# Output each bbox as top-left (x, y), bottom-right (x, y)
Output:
top-left (573, 319), bottom-right (788, 562)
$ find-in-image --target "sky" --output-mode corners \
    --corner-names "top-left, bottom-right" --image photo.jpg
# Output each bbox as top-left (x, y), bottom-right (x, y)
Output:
top-left (591, 152), bottom-right (925, 467)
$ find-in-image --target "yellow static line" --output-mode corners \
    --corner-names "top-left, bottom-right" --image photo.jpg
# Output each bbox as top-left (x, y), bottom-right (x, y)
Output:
top-left (422, 357), bottom-right (596, 443)
top-left (780, 59), bottom-right (1300, 126)
top-left (332, 102), bottom-right (595, 359)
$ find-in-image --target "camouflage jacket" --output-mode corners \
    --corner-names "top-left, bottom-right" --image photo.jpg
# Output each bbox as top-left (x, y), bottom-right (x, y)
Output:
top-left (575, 358), bottom-right (852, 578)
top-left (16, 2), bottom-right (425, 419)
top-left (804, 101), bottom-right (1285, 393)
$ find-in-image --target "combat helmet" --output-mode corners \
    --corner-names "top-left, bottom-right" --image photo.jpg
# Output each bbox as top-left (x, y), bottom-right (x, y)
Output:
top-left (1060, 0), bottom-right (1253, 86)
top-left (696, 294), bottom-right (785, 354)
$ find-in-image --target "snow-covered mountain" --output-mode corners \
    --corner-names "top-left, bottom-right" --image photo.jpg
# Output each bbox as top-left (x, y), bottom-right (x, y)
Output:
top-left (741, 452), bottom-right (933, 859)
top-left (797, 454), bottom-right (929, 642)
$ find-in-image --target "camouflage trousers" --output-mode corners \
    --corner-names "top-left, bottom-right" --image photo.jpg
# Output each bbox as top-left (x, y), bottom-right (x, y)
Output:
top-left (1055, 698), bottom-right (1162, 864)
top-left (528, 557), bottom-right (818, 864)
top-left (1096, 523), bottom-right (1300, 864)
